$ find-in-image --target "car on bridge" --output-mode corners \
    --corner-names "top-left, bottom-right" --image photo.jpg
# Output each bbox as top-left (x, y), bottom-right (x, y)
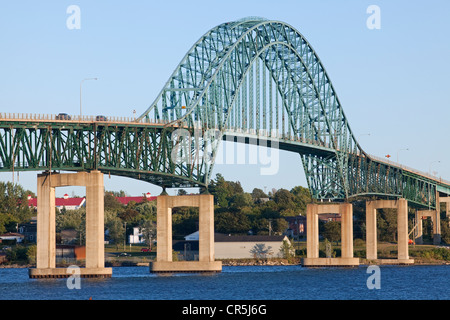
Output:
top-left (140, 248), bottom-right (151, 252)
top-left (55, 113), bottom-right (71, 120)
top-left (96, 115), bottom-right (107, 121)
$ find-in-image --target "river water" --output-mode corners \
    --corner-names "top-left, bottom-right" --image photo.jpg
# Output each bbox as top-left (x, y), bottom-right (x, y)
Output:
top-left (0, 264), bottom-right (448, 300)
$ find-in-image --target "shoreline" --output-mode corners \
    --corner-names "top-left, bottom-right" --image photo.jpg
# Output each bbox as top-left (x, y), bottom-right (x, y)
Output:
top-left (2, 258), bottom-right (449, 269)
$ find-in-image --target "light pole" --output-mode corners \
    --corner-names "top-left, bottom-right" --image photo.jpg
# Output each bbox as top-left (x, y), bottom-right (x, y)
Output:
top-left (80, 78), bottom-right (98, 117)
top-left (397, 148), bottom-right (409, 163)
top-left (429, 160), bottom-right (441, 176)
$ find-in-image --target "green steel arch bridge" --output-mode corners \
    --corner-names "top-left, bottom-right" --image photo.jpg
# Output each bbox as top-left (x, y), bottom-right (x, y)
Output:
top-left (1, 17), bottom-right (449, 209)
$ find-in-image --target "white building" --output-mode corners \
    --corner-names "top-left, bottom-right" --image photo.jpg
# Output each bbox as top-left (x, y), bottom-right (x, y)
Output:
top-left (182, 231), bottom-right (289, 259)
top-left (129, 227), bottom-right (145, 244)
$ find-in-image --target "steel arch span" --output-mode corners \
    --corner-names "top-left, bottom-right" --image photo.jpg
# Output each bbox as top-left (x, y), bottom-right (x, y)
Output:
top-left (1, 17), bottom-right (449, 208)
top-left (137, 17), bottom-right (437, 205)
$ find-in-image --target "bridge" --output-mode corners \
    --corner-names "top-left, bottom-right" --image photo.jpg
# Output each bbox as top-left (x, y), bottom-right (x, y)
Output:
top-left (1, 17), bottom-right (449, 275)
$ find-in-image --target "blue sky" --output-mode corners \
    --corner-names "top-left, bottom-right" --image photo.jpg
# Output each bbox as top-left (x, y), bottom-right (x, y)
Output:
top-left (1, 1), bottom-right (449, 197)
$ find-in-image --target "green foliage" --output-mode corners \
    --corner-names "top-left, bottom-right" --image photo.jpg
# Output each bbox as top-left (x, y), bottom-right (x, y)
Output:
top-left (322, 221), bottom-right (341, 244)
top-left (209, 174), bottom-right (311, 235)
top-left (0, 182), bottom-right (34, 234)
top-left (377, 208), bottom-right (397, 242)
top-left (172, 206), bottom-right (199, 238)
top-left (415, 248), bottom-right (450, 261)
top-left (106, 218), bottom-right (125, 250)
top-left (5, 245), bottom-right (29, 264)
top-left (280, 239), bottom-right (295, 260)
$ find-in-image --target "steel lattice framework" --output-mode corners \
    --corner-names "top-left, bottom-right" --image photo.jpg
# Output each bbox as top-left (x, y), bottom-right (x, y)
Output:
top-left (1, 17), bottom-right (449, 208)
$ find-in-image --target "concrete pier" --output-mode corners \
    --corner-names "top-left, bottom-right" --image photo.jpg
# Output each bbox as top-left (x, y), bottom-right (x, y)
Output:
top-left (415, 209), bottom-right (441, 245)
top-left (29, 171), bottom-right (112, 278)
top-left (150, 194), bottom-right (222, 273)
top-left (365, 198), bottom-right (414, 265)
top-left (301, 203), bottom-right (359, 267)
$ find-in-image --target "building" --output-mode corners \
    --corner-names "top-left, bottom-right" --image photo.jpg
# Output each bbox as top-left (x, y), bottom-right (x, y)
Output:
top-left (214, 234), bottom-right (290, 259)
top-left (0, 232), bottom-right (25, 244)
top-left (318, 213), bottom-right (341, 222)
top-left (28, 194), bottom-right (85, 211)
top-left (176, 232), bottom-right (290, 260)
top-left (284, 215), bottom-right (307, 239)
top-left (115, 192), bottom-right (157, 206)
top-left (56, 245), bottom-right (86, 263)
top-left (129, 227), bottom-right (145, 244)
top-left (18, 216), bottom-right (37, 243)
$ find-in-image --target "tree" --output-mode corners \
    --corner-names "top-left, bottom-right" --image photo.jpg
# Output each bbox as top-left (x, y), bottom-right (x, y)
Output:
top-left (280, 239), bottom-right (295, 260)
top-left (251, 188), bottom-right (268, 200)
top-left (139, 220), bottom-right (156, 250)
top-left (104, 192), bottom-right (123, 211)
top-left (250, 243), bottom-right (273, 259)
top-left (215, 211), bottom-right (251, 234)
top-left (322, 221), bottom-right (341, 245)
top-left (107, 219), bottom-right (125, 250)
top-left (273, 188), bottom-right (296, 214)
top-left (0, 182), bottom-right (33, 231)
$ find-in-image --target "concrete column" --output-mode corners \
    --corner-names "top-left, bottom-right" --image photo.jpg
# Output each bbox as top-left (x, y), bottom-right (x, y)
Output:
top-left (415, 211), bottom-right (424, 244)
top-left (397, 198), bottom-right (409, 260)
top-left (85, 170), bottom-right (105, 269)
top-left (36, 173), bottom-right (55, 269)
top-left (340, 203), bottom-right (353, 259)
top-left (306, 204), bottom-right (319, 259)
top-left (156, 195), bottom-right (172, 262)
top-left (198, 195), bottom-right (214, 262)
top-left (365, 201), bottom-right (377, 260)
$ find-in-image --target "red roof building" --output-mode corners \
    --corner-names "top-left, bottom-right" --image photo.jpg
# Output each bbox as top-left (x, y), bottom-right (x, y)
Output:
top-left (28, 192), bottom-right (156, 210)
top-left (115, 192), bottom-right (157, 205)
top-left (28, 194), bottom-right (85, 211)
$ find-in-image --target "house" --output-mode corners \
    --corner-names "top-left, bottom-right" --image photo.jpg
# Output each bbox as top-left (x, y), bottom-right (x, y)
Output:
top-left (284, 215), bottom-right (307, 239)
top-left (28, 194), bottom-right (85, 211)
top-left (18, 216), bottom-right (37, 243)
top-left (0, 232), bottom-right (25, 244)
top-left (129, 227), bottom-right (145, 244)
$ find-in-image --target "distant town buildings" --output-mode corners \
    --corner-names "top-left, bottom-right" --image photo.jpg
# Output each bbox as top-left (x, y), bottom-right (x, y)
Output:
top-left (27, 194), bottom-right (85, 211)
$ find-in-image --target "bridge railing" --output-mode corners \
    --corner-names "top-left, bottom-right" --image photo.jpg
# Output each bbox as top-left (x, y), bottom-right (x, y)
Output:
top-left (368, 153), bottom-right (450, 185)
top-left (0, 112), bottom-right (168, 124)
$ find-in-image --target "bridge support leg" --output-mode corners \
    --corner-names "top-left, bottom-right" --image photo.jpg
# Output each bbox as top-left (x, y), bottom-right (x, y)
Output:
top-left (365, 198), bottom-right (414, 264)
top-left (416, 209), bottom-right (441, 245)
top-left (35, 174), bottom-right (56, 270)
top-left (415, 211), bottom-right (424, 245)
top-left (29, 171), bottom-right (112, 278)
top-left (301, 203), bottom-right (359, 267)
top-left (150, 194), bottom-right (222, 273)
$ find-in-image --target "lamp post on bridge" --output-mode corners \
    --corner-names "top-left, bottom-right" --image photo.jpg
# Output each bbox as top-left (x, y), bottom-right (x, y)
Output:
top-left (397, 148), bottom-right (409, 163)
top-left (80, 78), bottom-right (98, 117)
top-left (429, 160), bottom-right (441, 176)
